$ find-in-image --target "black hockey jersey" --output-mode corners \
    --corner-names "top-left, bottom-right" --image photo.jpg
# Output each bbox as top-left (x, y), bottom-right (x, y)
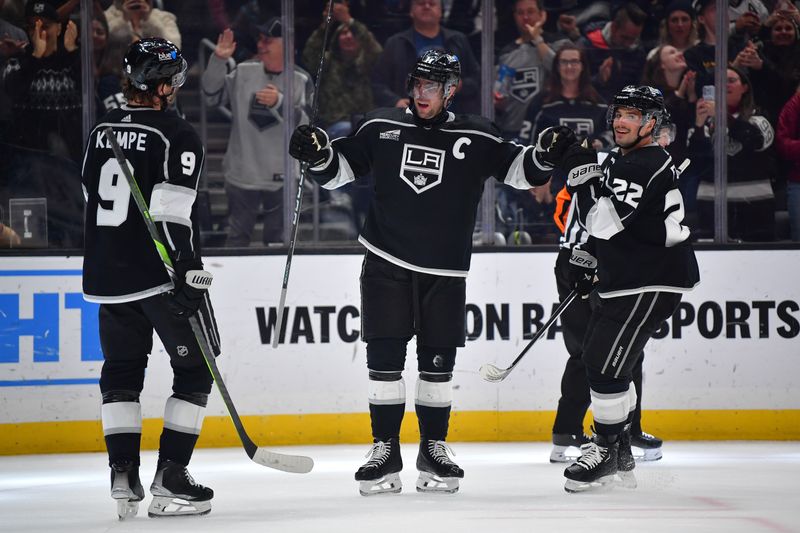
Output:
top-left (520, 95), bottom-right (611, 147)
top-left (572, 145), bottom-right (700, 297)
top-left (310, 107), bottom-right (550, 276)
top-left (81, 106), bottom-right (205, 302)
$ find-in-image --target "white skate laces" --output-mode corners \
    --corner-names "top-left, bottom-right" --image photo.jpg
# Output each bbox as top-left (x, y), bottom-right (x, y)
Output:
top-left (575, 442), bottom-right (606, 470)
top-left (363, 441), bottom-right (391, 467)
top-left (427, 440), bottom-right (457, 465)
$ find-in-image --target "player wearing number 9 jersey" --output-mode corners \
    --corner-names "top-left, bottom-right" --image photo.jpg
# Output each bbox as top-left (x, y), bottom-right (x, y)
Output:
top-left (81, 38), bottom-right (219, 518)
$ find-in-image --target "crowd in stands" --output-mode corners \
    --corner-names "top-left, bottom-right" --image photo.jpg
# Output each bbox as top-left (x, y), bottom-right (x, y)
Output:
top-left (2, 0), bottom-right (800, 248)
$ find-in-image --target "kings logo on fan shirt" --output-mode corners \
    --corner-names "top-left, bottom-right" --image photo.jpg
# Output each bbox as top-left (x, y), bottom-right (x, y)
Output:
top-left (399, 144), bottom-right (445, 194)
top-left (509, 67), bottom-right (541, 103)
top-left (559, 117), bottom-right (595, 137)
top-left (0, 267), bottom-right (102, 387)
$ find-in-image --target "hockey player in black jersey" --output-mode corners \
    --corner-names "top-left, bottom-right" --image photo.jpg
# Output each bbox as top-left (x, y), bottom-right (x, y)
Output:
top-left (289, 50), bottom-right (551, 496)
top-left (82, 38), bottom-right (217, 518)
top-left (550, 186), bottom-right (664, 464)
top-left (538, 85), bottom-right (699, 492)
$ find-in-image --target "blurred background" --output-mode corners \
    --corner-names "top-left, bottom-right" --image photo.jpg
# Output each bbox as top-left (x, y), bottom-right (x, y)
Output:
top-left (1, 0), bottom-right (799, 252)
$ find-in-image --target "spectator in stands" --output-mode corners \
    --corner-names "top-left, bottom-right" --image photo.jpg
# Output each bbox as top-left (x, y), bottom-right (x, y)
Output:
top-left (641, 45), bottom-right (698, 211)
top-left (302, 0), bottom-right (382, 138)
top-left (105, 0), bottom-right (181, 47)
top-left (689, 66), bottom-right (776, 241)
top-left (776, 86), bottom-right (800, 241)
top-left (371, 0), bottom-right (481, 114)
top-left (497, 44), bottom-right (607, 244)
top-left (653, 0), bottom-right (697, 54)
top-left (93, 10), bottom-right (126, 115)
top-left (0, 0), bottom-right (27, 141)
top-left (0, 0), bottom-right (27, 62)
top-left (2, 1), bottom-right (82, 162)
top-left (520, 44), bottom-right (608, 147)
top-left (750, 12), bottom-right (800, 124)
top-left (202, 18), bottom-right (313, 246)
top-left (728, 0), bottom-right (768, 46)
top-left (578, 2), bottom-right (648, 102)
top-left (684, 0), bottom-right (745, 99)
top-left (494, 0), bottom-right (565, 140)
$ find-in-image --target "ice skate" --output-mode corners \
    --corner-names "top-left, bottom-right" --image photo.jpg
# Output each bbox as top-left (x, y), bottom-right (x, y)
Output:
top-left (416, 440), bottom-right (463, 494)
top-left (550, 432), bottom-right (591, 463)
top-left (616, 427), bottom-right (637, 489)
top-left (564, 437), bottom-right (619, 493)
top-left (354, 438), bottom-right (403, 496)
top-left (631, 430), bottom-right (663, 461)
top-left (147, 459), bottom-right (213, 517)
top-left (110, 461), bottom-right (144, 520)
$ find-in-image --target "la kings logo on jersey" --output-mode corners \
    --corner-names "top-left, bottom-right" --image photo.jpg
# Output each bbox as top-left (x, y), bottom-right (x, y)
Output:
top-left (400, 144), bottom-right (445, 194)
top-left (510, 67), bottom-right (541, 103)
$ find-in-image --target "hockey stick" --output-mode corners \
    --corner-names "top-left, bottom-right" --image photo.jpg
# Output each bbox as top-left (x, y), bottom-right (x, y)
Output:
top-left (273, 0), bottom-right (335, 348)
top-left (103, 127), bottom-right (313, 474)
top-left (479, 290), bottom-right (578, 383)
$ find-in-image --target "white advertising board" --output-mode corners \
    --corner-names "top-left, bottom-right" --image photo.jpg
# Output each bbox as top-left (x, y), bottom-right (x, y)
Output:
top-left (1, 250), bottom-right (798, 428)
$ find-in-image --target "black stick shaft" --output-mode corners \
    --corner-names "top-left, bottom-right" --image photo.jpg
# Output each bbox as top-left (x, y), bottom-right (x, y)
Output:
top-left (506, 290), bottom-right (578, 371)
top-left (273, 0), bottom-right (336, 348)
top-left (104, 126), bottom-right (257, 458)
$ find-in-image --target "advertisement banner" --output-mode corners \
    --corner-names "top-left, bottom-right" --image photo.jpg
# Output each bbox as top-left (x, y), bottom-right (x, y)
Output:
top-left (1, 251), bottom-right (798, 431)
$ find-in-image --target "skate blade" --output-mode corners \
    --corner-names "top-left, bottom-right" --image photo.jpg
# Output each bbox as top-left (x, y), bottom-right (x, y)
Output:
top-left (116, 499), bottom-right (140, 520)
top-left (632, 446), bottom-right (662, 461)
top-left (564, 474), bottom-right (616, 493)
top-left (415, 471), bottom-right (460, 494)
top-left (616, 470), bottom-right (638, 489)
top-left (147, 495), bottom-right (211, 517)
top-left (358, 473), bottom-right (402, 496)
top-left (550, 445), bottom-right (584, 463)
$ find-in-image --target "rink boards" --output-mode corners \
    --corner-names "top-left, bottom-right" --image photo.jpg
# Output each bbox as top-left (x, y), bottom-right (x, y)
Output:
top-left (1, 250), bottom-right (799, 454)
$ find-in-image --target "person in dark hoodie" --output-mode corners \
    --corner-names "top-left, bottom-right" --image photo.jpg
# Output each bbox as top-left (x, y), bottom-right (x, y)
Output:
top-left (370, 0), bottom-right (480, 115)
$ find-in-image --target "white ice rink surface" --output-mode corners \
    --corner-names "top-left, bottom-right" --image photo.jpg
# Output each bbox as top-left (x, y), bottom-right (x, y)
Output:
top-left (1, 442), bottom-right (798, 533)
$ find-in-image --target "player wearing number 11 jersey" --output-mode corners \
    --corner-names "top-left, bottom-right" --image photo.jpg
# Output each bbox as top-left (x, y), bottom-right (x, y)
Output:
top-left (81, 38), bottom-right (218, 519)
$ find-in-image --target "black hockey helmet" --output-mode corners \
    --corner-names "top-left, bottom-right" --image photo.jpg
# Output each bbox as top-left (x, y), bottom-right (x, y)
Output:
top-left (607, 85), bottom-right (667, 136)
top-left (406, 50), bottom-right (461, 106)
top-left (123, 38), bottom-right (188, 91)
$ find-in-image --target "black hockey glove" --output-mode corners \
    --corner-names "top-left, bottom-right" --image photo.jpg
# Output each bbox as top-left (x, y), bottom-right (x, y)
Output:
top-left (289, 125), bottom-right (331, 168)
top-left (534, 126), bottom-right (577, 168)
top-left (166, 261), bottom-right (213, 318)
top-left (562, 142), bottom-right (602, 188)
top-left (568, 247), bottom-right (598, 297)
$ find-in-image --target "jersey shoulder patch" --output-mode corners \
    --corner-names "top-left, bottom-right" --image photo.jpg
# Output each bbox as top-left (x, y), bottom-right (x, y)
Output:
top-left (355, 107), bottom-right (414, 135)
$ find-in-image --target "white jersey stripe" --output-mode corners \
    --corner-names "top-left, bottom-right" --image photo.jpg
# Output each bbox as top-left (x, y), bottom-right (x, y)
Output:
top-left (150, 182), bottom-right (196, 226)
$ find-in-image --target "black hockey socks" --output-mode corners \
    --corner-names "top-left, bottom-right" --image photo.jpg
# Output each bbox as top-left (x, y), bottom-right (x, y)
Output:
top-left (415, 372), bottom-right (452, 441)
top-left (367, 370), bottom-right (406, 440)
top-left (158, 393), bottom-right (207, 466)
top-left (101, 390), bottom-right (142, 467)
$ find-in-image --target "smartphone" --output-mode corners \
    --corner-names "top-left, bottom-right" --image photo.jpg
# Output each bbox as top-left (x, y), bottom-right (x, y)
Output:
top-left (702, 85), bottom-right (715, 101)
